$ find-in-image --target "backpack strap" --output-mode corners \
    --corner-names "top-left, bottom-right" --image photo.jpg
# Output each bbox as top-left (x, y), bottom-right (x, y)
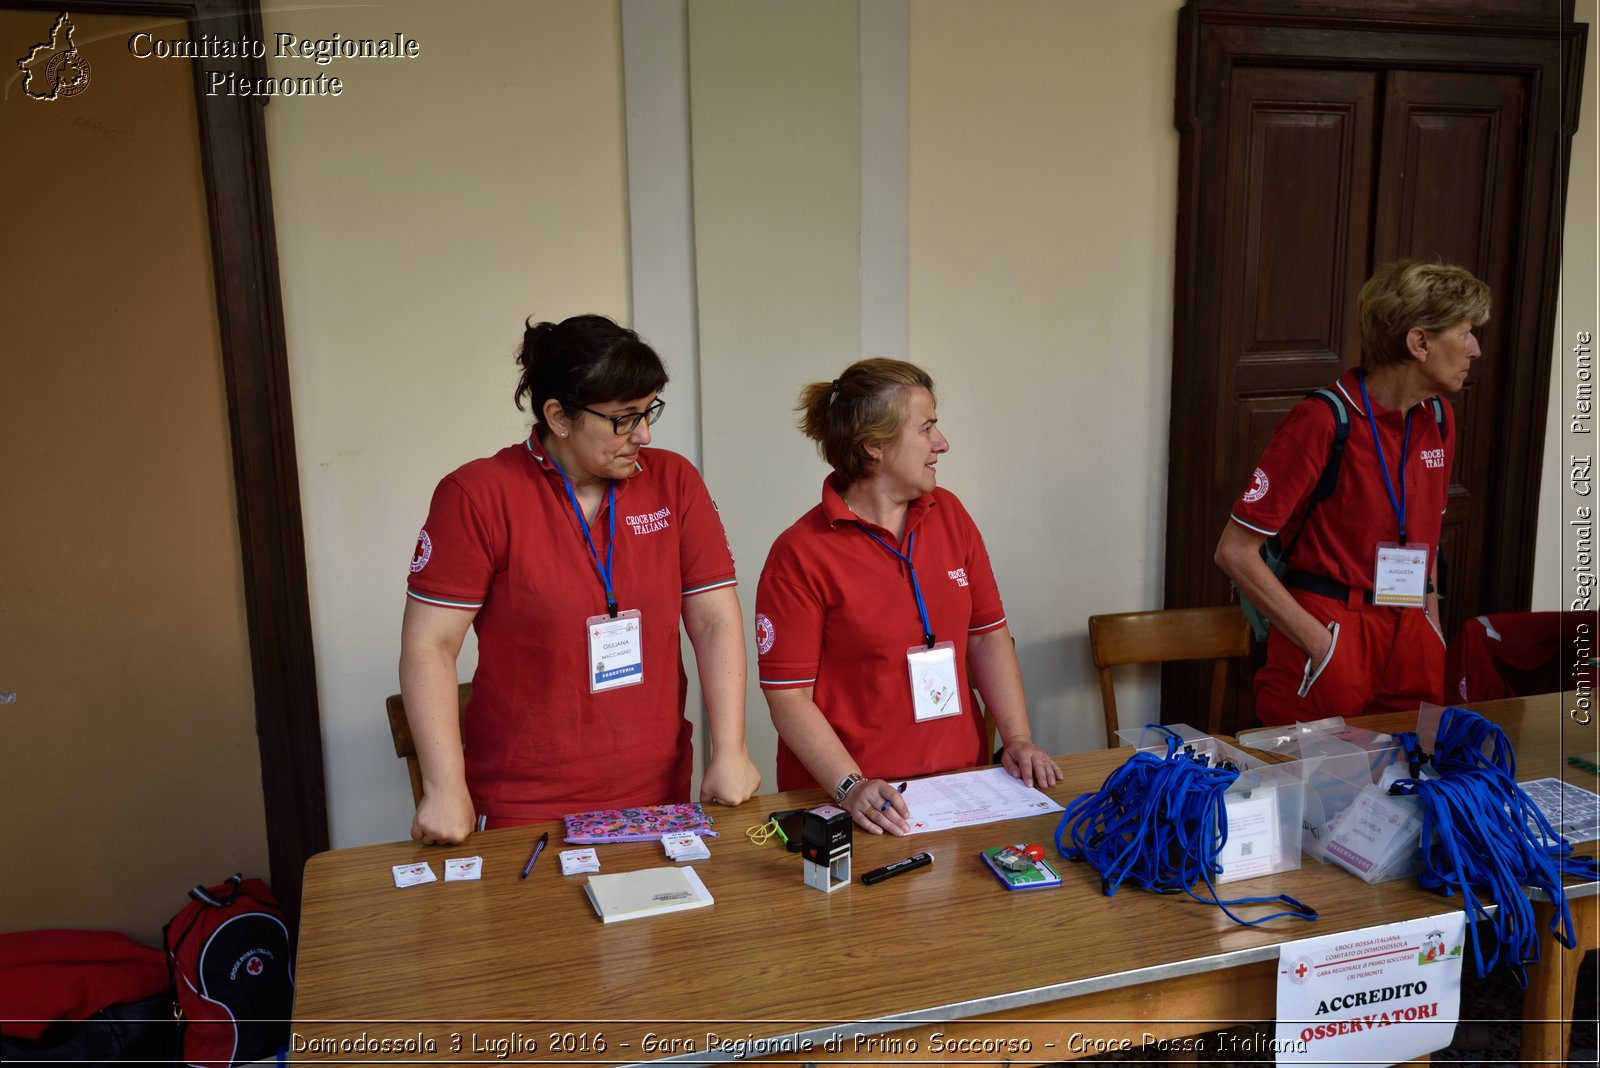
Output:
top-left (1428, 395), bottom-right (1450, 439)
top-left (188, 872), bottom-right (244, 908)
top-left (1279, 387), bottom-right (1350, 562)
top-left (1305, 388), bottom-right (1351, 505)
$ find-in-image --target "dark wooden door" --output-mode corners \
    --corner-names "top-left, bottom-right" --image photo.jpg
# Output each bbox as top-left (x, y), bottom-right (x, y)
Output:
top-left (1165, 1), bottom-right (1584, 730)
top-left (1371, 70), bottom-right (1527, 645)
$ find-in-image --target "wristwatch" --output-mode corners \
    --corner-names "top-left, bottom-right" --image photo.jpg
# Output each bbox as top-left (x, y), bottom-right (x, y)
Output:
top-left (834, 773), bottom-right (865, 805)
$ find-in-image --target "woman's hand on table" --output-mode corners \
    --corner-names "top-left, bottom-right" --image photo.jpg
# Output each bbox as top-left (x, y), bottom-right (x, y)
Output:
top-left (843, 778), bottom-right (910, 836)
top-left (1001, 741), bottom-right (1062, 789)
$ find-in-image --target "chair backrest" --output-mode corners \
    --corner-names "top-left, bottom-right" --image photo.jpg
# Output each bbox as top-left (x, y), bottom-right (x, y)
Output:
top-left (1087, 605), bottom-right (1252, 746)
top-left (384, 683), bottom-right (472, 806)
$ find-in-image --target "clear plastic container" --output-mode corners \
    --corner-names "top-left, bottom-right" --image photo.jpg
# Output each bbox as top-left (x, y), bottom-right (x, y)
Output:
top-left (1238, 719), bottom-right (1419, 879)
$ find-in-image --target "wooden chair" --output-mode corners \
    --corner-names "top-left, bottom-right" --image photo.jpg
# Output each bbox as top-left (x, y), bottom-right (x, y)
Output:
top-left (384, 683), bottom-right (472, 805)
top-left (1087, 606), bottom-right (1251, 746)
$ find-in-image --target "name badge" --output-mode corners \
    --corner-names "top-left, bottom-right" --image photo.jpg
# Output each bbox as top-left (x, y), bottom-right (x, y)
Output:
top-left (905, 641), bottom-right (962, 723)
top-left (587, 609), bottom-right (644, 693)
top-left (1372, 543), bottom-right (1429, 606)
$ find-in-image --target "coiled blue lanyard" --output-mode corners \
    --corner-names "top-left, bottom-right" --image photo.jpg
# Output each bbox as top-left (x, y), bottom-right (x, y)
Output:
top-left (1055, 727), bottom-right (1317, 927)
top-left (853, 524), bottom-right (936, 649)
top-left (1357, 369), bottom-right (1415, 544)
top-left (547, 455), bottom-right (618, 618)
top-left (1389, 707), bottom-right (1598, 984)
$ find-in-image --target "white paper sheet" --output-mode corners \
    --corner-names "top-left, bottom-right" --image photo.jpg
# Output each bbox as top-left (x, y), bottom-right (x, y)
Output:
top-left (899, 766), bottom-right (1063, 834)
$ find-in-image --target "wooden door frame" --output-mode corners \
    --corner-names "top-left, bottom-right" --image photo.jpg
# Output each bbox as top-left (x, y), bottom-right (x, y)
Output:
top-left (11, 0), bottom-right (329, 921)
top-left (1166, 0), bottom-right (1586, 620)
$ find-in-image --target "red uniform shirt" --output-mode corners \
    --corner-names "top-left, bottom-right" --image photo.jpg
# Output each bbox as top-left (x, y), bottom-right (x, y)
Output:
top-left (407, 437), bottom-right (736, 822)
top-left (1230, 368), bottom-right (1455, 591)
top-left (756, 479), bottom-right (1007, 791)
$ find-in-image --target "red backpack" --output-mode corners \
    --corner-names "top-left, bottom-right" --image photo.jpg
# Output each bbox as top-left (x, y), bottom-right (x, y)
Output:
top-left (164, 874), bottom-right (294, 1067)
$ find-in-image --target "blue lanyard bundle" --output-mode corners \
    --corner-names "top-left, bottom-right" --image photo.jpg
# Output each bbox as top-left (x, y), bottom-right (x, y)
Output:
top-left (1388, 707), bottom-right (1598, 985)
top-left (1054, 728), bottom-right (1317, 927)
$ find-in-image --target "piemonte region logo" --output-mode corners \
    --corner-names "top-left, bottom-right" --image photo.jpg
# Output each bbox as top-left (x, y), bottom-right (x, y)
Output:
top-left (17, 12), bottom-right (92, 101)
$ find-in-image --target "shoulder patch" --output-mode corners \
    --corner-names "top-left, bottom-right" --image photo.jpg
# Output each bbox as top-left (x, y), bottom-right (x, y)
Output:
top-left (1243, 468), bottom-right (1269, 503)
top-left (410, 529), bottom-right (432, 573)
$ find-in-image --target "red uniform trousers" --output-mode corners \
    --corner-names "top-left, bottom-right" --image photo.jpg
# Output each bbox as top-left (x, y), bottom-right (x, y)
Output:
top-left (1254, 589), bottom-right (1446, 727)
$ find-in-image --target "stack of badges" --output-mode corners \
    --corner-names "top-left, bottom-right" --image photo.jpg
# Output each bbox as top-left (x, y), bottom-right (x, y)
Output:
top-left (661, 831), bottom-right (711, 861)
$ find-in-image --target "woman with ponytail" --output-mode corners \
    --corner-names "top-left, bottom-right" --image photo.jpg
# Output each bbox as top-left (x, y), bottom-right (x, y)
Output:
top-left (400, 315), bottom-right (759, 845)
top-left (755, 359), bottom-right (1060, 836)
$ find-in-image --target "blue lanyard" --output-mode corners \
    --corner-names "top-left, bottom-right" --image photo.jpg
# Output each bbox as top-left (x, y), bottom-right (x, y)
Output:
top-left (1054, 730), bottom-right (1318, 927)
top-left (1357, 370), bottom-right (1414, 545)
top-left (853, 524), bottom-right (935, 648)
top-left (546, 452), bottom-right (618, 618)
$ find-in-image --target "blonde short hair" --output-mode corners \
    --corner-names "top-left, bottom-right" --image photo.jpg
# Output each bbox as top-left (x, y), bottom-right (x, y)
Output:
top-left (1357, 260), bottom-right (1492, 370)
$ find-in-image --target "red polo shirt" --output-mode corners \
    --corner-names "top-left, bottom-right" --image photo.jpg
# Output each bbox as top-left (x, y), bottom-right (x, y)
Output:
top-left (1230, 369), bottom-right (1455, 591)
top-left (407, 437), bottom-right (736, 821)
top-left (756, 479), bottom-right (1006, 791)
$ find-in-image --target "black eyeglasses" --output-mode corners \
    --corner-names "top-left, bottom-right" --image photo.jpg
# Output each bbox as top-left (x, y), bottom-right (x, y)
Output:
top-left (577, 397), bottom-right (665, 435)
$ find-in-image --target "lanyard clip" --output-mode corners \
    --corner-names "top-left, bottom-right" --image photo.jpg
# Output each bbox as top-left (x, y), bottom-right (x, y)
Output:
top-left (923, 632), bottom-right (936, 649)
top-left (607, 599), bottom-right (619, 619)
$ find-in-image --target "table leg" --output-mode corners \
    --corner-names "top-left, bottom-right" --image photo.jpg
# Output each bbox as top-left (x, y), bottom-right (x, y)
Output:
top-left (1521, 894), bottom-right (1599, 1063)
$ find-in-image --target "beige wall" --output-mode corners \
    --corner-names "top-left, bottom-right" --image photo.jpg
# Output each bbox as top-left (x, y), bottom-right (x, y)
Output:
top-left (909, 0), bottom-right (1182, 751)
top-left (689, 0), bottom-right (864, 788)
top-left (1533, 1), bottom-right (1599, 615)
top-left (256, 0), bottom-right (1591, 849)
top-left (261, 0), bottom-right (632, 846)
top-left (1, 11), bottom-right (266, 943)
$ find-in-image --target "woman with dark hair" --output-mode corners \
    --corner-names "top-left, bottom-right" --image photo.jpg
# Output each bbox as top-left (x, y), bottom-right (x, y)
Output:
top-left (755, 359), bottom-right (1060, 836)
top-left (401, 315), bottom-right (759, 845)
top-left (1215, 260), bottom-right (1492, 726)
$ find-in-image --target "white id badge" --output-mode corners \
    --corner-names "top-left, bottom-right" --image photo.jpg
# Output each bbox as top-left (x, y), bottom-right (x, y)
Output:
top-left (906, 641), bottom-right (962, 722)
top-left (587, 609), bottom-right (644, 693)
top-left (1372, 543), bottom-right (1429, 606)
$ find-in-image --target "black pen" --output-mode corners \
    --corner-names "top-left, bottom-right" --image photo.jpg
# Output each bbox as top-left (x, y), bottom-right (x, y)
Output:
top-left (862, 851), bottom-right (933, 886)
top-left (520, 831), bottom-right (549, 879)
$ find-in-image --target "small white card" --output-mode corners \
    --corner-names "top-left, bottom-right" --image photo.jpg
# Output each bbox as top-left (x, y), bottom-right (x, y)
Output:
top-left (559, 848), bottom-right (601, 876)
top-left (1326, 784), bottom-right (1423, 878)
top-left (1218, 785), bottom-right (1281, 882)
top-left (587, 609), bottom-right (645, 692)
top-left (391, 861), bottom-right (437, 888)
top-left (661, 831), bottom-right (711, 861)
top-left (906, 641), bottom-right (962, 722)
top-left (444, 856), bottom-right (482, 881)
top-left (1373, 543), bottom-right (1429, 606)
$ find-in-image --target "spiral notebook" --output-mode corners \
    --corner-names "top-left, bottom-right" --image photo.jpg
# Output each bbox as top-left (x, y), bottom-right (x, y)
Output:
top-left (563, 803), bottom-right (715, 844)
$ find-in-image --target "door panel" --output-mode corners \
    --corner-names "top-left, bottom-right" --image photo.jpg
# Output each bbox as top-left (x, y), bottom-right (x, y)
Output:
top-left (1373, 70), bottom-right (1526, 640)
top-left (1222, 68), bottom-right (1377, 410)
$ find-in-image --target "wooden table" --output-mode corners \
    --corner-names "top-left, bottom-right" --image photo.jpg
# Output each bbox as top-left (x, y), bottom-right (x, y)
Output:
top-left (291, 692), bottom-right (1596, 1065)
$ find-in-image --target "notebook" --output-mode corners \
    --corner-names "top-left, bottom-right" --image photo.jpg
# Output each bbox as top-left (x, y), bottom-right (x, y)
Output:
top-left (583, 866), bottom-right (714, 923)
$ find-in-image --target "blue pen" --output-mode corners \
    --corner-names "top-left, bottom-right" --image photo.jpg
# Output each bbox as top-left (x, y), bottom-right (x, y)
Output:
top-left (880, 782), bottom-right (908, 812)
top-left (520, 831), bottom-right (549, 879)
